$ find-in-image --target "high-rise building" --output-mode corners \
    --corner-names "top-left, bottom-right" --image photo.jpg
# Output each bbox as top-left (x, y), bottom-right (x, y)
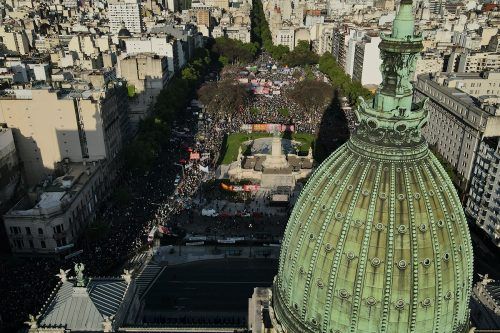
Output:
top-left (269, 1), bottom-right (474, 332)
top-left (0, 80), bottom-right (128, 186)
top-left (108, 0), bottom-right (143, 34)
top-left (352, 33), bottom-right (382, 86)
top-left (413, 74), bottom-right (500, 191)
top-left (466, 137), bottom-right (500, 247)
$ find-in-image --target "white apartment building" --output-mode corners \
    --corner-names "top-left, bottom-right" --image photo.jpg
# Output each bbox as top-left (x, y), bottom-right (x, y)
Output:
top-left (108, 0), bottom-right (143, 34)
top-left (276, 27), bottom-right (295, 50)
top-left (458, 52), bottom-right (500, 73)
top-left (344, 29), bottom-right (365, 78)
top-left (414, 53), bottom-right (444, 80)
top-left (0, 27), bottom-right (30, 55)
top-left (118, 53), bottom-right (169, 128)
top-left (0, 81), bottom-right (128, 186)
top-left (225, 26), bottom-right (251, 43)
top-left (466, 137), bottom-right (500, 247)
top-left (352, 34), bottom-right (382, 86)
top-left (435, 71), bottom-right (500, 98)
top-left (414, 74), bottom-right (500, 190)
top-left (124, 36), bottom-right (185, 74)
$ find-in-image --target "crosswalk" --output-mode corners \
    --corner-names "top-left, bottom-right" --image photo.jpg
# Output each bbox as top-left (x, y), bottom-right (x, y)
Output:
top-left (128, 251), bottom-right (148, 266)
top-left (135, 262), bottom-right (164, 297)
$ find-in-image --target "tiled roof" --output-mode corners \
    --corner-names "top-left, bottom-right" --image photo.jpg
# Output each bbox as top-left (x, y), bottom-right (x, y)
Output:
top-left (39, 278), bottom-right (128, 331)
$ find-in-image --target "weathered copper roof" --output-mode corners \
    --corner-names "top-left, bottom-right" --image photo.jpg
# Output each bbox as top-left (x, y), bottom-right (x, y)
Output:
top-left (272, 1), bottom-right (473, 332)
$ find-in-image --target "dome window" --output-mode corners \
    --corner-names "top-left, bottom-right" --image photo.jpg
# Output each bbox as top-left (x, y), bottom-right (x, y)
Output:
top-left (371, 257), bottom-right (381, 267)
top-left (321, 204), bottom-right (328, 211)
top-left (354, 219), bottom-right (364, 227)
top-left (366, 297), bottom-right (377, 306)
top-left (379, 192), bottom-right (387, 200)
top-left (395, 299), bottom-right (405, 310)
top-left (367, 119), bottom-right (378, 129)
top-left (414, 193), bottom-right (421, 200)
top-left (362, 189), bottom-right (370, 196)
top-left (398, 225), bottom-right (407, 234)
top-left (421, 298), bottom-right (432, 308)
top-left (346, 252), bottom-right (356, 261)
top-left (335, 212), bottom-right (344, 220)
top-left (422, 258), bottom-right (432, 267)
top-left (325, 243), bottom-right (334, 252)
top-left (339, 289), bottom-right (350, 299)
top-left (444, 291), bottom-right (453, 300)
top-left (309, 233), bottom-right (315, 241)
top-left (317, 279), bottom-right (324, 288)
top-left (396, 123), bottom-right (407, 132)
top-left (437, 220), bottom-right (445, 228)
top-left (397, 260), bottom-right (407, 270)
top-left (419, 224), bottom-right (427, 232)
top-left (398, 193), bottom-right (406, 201)
top-left (347, 185), bottom-right (354, 192)
top-left (375, 223), bottom-right (385, 231)
top-left (443, 253), bottom-right (450, 262)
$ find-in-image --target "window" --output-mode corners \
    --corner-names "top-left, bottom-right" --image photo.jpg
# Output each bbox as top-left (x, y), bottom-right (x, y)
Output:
top-left (38, 228), bottom-right (43, 235)
top-left (29, 240), bottom-right (34, 248)
top-left (53, 224), bottom-right (64, 234)
top-left (41, 240), bottom-right (46, 249)
top-left (9, 226), bottom-right (21, 234)
top-left (25, 227), bottom-right (31, 235)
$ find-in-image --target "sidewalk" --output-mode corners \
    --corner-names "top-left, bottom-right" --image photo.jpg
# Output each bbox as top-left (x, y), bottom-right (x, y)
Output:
top-left (152, 245), bottom-right (280, 266)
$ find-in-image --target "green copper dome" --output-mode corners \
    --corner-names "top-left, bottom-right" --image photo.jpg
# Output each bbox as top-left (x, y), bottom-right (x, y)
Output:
top-left (271, 2), bottom-right (473, 333)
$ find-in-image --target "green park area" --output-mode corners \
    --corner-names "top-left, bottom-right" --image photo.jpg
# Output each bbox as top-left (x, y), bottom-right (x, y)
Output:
top-left (220, 132), bottom-right (315, 165)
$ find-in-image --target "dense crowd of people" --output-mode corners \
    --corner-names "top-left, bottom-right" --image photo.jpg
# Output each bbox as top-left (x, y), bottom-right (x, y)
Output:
top-left (0, 54), bottom-right (340, 332)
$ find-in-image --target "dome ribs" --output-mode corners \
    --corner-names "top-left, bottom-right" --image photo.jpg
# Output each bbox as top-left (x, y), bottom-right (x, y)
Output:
top-left (414, 162), bottom-right (443, 333)
top-left (422, 159), bottom-right (462, 331)
top-left (278, 146), bottom-right (346, 296)
top-left (430, 154), bottom-right (474, 329)
top-left (380, 163), bottom-right (397, 332)
top-left (321, 157), bottom-right (373, 332)
top-left (286, 150), bottom-right (355, 314)
top-left (349, 162), bottom-right (383, 332)
top-left (300, 154), bottom-right (361, 323)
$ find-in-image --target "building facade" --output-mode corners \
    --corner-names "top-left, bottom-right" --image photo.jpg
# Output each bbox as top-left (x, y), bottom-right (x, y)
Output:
top-left (466, 137), bottom-right (500, 247)
top-left (108, 0), bottom-right (143, 34)
top-left (119, 53), bottom-right (169, 129)
top-left (414, 74), bottom-right (500, 190)
top-left (352, 34), bottom-right (382, 86)
top-left (4, 161), bottom-right (106, 254)
top-left (0, 81), bottom-right (128, 186)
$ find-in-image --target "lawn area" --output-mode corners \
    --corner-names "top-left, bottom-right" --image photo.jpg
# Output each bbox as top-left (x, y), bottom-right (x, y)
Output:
top-left (291, 133), bottom-right (315, 155)
top-left (219, 132), bottom-right (315, 165)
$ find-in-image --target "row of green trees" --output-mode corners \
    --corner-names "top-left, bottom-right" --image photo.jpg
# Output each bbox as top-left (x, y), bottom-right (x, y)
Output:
top-left (318, 52), bottom-right (373, 105)
top-left (211, 37), bottom-right (259, 65)
top-left (251, 0), bottom-right (288, 60)
top-left (124, 48), bottom-right (212, 172)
